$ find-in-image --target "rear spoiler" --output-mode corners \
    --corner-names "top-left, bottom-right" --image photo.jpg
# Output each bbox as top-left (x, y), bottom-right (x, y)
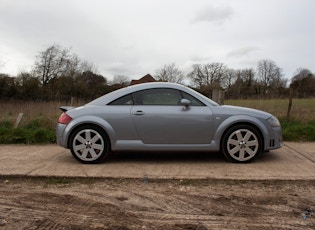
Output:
top-left (59, 106), bottom-right (75, 112)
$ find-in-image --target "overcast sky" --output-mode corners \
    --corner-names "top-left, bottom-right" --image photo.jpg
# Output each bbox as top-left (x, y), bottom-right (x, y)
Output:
top-left (0, 0), bottom-right (314, 81)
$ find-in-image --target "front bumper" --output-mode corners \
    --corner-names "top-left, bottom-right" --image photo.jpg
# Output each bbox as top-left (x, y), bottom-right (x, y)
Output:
top-left (265, 126), bottom-right (282, 150)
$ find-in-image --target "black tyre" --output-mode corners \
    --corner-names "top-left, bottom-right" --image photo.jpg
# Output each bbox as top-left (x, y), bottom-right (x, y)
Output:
top-left (69, 125), bottom-right (110, 164)
top-left (221, 125), bottom-right (262, 163)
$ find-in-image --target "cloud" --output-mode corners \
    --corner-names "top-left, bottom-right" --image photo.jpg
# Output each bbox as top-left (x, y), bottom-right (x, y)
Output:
top-left (227, 47), bottom-right (259, 58)
top-left (192, 4), bottom-right (234, 24)
top-left (0, 0), bottom-right (314, 80)
top-left (106, 62), bottom-right (128, 74)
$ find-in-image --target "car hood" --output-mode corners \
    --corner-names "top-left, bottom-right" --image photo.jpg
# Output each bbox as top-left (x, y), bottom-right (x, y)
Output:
top-left (212, 105), bottom-right (273, 120)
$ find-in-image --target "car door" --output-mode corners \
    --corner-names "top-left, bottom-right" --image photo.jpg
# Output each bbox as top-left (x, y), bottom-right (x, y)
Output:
top-left (105, 94), bottom-right (139, 141)
top-left (131, 88), bottom-right (213, 144)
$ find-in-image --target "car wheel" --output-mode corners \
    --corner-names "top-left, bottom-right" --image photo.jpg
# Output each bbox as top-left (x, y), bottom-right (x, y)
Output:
top-left (222, 125), bottom-right (262, 163)
top-left (69, 125), bottom-right (110, 164)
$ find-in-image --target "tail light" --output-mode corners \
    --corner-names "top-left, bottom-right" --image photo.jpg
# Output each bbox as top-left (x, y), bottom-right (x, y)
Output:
top-left (58, 112), bottom-right (72, 124)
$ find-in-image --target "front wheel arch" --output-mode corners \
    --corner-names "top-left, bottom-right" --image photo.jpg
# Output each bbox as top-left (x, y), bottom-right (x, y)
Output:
top-left (220, 124), bottom-right (263, 163)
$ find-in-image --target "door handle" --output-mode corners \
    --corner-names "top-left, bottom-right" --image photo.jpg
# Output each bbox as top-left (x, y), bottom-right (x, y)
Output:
top-left (133, 110), bottom-right (145, 116)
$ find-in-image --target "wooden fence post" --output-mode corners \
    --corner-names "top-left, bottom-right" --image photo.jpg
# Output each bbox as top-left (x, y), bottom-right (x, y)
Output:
top-left (14, 113), bottom-right (24, 128)
top-left (286, 87), bottom-right (293, 119)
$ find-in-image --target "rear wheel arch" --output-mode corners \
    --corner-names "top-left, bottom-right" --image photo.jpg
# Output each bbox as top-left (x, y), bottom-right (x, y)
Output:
top-left (67, 123), bottom-right (112, 149)
top-left (68, 124), bottom-right (111, 164)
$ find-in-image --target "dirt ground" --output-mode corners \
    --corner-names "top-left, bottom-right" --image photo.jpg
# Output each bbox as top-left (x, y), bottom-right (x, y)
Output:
top-left (0, 177), bottom-right (314, 230)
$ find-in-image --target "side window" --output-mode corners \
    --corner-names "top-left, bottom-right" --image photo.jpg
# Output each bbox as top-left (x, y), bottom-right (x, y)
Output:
top-left (133, 88), bottom-right (181, 105)
top-left (181, 91), bottom-right (205, 106)
top-left (108, 94), bottom-right (133, 105)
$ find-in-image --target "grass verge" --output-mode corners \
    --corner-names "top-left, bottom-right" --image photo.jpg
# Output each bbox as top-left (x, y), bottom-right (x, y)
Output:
top-left (280, 118), bottom-right (315, 141)
top-left (0, 119), bottom-right (55, 144)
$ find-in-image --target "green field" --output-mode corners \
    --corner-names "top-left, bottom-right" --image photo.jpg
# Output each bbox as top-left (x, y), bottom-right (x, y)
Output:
top-left (0, 99), bottom-right (314, 143)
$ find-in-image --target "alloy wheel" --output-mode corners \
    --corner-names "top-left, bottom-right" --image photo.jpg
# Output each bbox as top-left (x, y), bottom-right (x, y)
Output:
top-left (226, 128), bottom-right (259, 162)
top-left (72, 128), bottom-right (105, 162)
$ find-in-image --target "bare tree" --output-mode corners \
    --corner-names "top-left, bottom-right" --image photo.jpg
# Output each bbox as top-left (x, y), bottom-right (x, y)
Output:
top-left (155, 63), bottom-right (184, 83)
top-left (111, 75), bottom-right (130, 87)
top-left (291, 68), bottom-right (312, 85)
top-left (80, 60), bottom-right (99, 74)
top-left (187, 64), bottom-right (204, 88)
top-left (188, 62), bottom-right (228, 88)
top-left (34, 44), bottom-right (75, 86)
top-left (241, 69), bottom-right (255, 86)
top-left (225, 68), bottom-right (257, 99)
top-left (256, 59), bottom-right (283, 96)
top-left (67, 54), bottom-right (81, 77)
top-left (291, 68), bottom-right (314, 98)
top-left (222, 68), bottom-right (237, 89)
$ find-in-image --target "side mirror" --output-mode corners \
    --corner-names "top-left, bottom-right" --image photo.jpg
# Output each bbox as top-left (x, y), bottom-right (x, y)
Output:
top-left (180, 99), bottom-right (191, 110)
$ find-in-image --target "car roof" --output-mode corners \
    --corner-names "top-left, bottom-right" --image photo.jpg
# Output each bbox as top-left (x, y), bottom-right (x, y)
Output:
top-left (86, 82), bottom-right (218, 106)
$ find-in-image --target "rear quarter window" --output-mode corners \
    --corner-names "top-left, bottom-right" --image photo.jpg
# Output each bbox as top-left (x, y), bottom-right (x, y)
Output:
top-left (108, 94), bottom-right (133, 105)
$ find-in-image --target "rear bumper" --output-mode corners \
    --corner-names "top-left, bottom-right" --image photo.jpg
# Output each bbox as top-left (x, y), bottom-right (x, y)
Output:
top-left (55, 123), bottom-right (68, 148)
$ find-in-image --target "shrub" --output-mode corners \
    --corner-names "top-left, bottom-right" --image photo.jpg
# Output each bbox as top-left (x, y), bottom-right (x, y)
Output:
top-left (0, 119), bottom-right (55, 144)
top-left (280, 118), bottom-right (315, 141)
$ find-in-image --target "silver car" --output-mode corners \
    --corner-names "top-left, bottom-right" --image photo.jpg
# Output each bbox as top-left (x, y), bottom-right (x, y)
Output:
top-left (56, 82), bottom-right (282, 163)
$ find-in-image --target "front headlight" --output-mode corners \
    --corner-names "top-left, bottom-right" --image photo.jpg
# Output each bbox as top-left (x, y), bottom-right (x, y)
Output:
top-left (267, 116), bottom-right (281, 127)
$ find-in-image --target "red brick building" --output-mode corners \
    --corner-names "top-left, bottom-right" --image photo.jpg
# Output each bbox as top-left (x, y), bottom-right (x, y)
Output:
top-left (130, 74), bottom-right (156, 85)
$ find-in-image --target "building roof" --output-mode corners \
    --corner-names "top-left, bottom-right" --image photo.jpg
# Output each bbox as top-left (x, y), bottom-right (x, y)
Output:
top-left (130, 74), bottom-right (156, 85)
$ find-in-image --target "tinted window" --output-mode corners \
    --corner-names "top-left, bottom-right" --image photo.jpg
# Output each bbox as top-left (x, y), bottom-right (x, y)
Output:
top-left (133, 88), bottom-right (181, 105)
top-left (181, 91), bottom-right (205, 106)
top-left (108, 94), bottom-right (133, 105)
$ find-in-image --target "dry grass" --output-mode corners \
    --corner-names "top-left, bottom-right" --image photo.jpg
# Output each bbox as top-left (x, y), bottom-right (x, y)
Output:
top-left (225, 98), bottom-right (315, 122)
top-left (1, 99), bottom-right (314, 130)
top-left (0, 100), bottom-right (85, 129)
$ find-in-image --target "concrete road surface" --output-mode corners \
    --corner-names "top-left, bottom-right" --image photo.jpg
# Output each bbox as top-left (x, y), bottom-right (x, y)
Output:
top-left (0, 142), bottom-right (314, 180)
